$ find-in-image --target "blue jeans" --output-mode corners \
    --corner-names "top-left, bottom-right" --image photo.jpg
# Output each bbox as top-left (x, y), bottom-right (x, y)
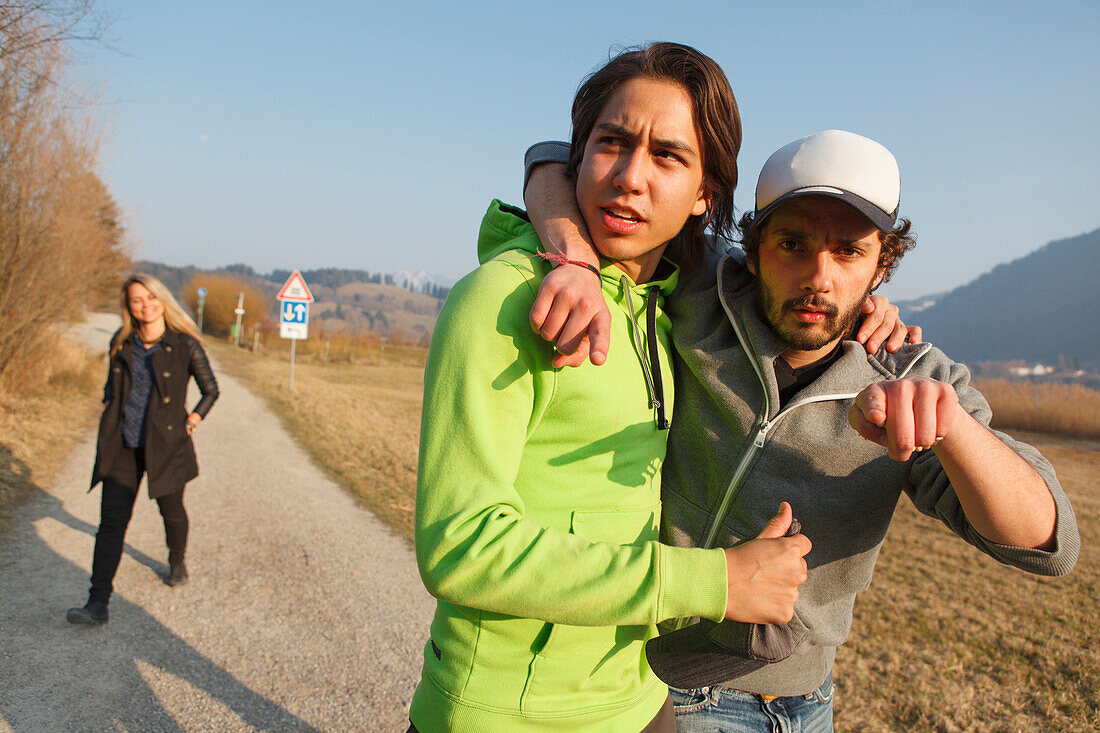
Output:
top-left (670, 673), bottom-right (833, 732)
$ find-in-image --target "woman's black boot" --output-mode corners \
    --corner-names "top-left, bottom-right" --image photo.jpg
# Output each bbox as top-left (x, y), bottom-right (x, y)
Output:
top-left (66, 599), bottom-right (109, 625)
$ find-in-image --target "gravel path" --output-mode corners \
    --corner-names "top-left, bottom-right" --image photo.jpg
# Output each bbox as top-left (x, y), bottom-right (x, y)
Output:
top-left (0, 316), bottom-right (434, 731)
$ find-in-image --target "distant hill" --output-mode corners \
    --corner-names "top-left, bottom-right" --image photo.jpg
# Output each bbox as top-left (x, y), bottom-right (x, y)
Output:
top-left (136, 261), bottom-right (447, 343)
top-left (896, 228), bottom-right (1100, 369)
top-left (137, 261), bottom-right (278, 296)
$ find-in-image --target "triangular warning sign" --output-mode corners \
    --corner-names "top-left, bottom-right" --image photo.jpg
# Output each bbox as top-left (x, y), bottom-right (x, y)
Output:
top-left (276, 270), bottom-right (315, 302)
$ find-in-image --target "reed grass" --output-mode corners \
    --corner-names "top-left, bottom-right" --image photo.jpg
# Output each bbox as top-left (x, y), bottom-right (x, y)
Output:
top-left (976, 379), bottom-right (1100, 439)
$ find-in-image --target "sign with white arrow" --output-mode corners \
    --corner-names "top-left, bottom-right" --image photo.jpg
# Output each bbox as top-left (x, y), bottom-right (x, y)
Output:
top-left (275, 270), bottom-right (313, 390)
top-left (279, 300), bottom-right (310, 340)
top-left (277, 270), bottom-right (313, 340)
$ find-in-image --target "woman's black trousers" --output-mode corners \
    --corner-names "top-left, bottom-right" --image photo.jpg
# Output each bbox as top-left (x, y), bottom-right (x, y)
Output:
top-left (88, 447), bottom-right (188, 604)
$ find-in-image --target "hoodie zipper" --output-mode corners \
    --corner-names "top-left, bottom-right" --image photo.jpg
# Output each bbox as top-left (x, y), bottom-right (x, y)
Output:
top-left (697, 261), bottom-right (932, 550)
top-left (621, 276), bottom-right (669, 431)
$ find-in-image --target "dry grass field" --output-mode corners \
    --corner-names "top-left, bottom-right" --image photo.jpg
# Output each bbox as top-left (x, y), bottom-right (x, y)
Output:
top-left (216, 346), bottom-right (1097, 730)
top-left (835, 432), bottom-right (1098, 731)
top-left (0, 337), bottom-right (104, 533)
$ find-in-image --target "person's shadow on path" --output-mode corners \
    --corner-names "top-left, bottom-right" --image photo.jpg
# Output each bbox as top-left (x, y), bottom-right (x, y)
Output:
top-left (0, 444), bottom-right (321, 732)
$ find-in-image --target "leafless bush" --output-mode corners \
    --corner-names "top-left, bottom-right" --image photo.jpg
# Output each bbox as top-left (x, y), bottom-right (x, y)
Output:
top-left (182, 273), bottom-right (270, 339)
top-left (0, 1), bottom-right (125, 389)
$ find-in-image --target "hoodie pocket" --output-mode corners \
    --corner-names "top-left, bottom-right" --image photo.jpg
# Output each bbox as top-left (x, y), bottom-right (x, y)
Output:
top-left (571, 504), bottom-right (660, 545)
top-left (519, 506), bottom-right (660, 713)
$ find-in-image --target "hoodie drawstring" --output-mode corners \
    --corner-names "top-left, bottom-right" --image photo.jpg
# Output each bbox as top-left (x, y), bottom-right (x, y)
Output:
top-left (646, 286), bottom-right (670, 430)
top-left (621, 276), bottom-right (670, 431)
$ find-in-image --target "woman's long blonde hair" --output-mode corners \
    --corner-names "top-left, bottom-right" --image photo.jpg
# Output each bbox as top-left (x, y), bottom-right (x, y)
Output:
top-left (110, 274), bottom-right (206, 357)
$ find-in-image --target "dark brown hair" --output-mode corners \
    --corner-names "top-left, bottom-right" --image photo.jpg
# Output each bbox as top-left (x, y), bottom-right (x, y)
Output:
top-left (566, 42), bottom-right (742, 273)
top-left (737, 209), bottom-right (917, 286)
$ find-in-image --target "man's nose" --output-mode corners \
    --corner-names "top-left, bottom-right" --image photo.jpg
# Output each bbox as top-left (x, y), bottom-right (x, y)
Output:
top-left (612, 149), bottom-right (647, 194)
top-left (802, 252), bottom-right (833, 293)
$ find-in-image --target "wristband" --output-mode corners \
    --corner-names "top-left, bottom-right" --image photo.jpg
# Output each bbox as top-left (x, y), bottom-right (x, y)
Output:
top-left (535, 251), bottom-right (601, 280)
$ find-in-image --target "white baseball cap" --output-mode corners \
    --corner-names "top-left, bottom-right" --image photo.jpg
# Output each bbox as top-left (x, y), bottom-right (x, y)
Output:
top-left (754, 129), bottom-right (901, 231)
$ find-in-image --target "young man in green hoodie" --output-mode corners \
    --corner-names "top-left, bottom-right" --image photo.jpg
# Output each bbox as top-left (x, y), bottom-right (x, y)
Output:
top-left (409, 43), bottom-right (813, 732)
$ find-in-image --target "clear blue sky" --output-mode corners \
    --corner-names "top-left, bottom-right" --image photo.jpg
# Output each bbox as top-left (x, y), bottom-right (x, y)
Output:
top-left (80, 0), bottom-right (1098, 301)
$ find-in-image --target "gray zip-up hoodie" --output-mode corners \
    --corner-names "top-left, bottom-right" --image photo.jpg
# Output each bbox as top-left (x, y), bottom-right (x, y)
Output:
top-left (661, 247), bottom-right (1080, 696)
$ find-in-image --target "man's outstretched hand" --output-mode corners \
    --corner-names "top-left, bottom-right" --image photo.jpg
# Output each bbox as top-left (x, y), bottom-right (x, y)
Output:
top-left (723, 502), bottom-right (811, 625)
top-left (849, 376), bottom-right (960, 461)
top-left (530, 264), bottom-right (611, 367)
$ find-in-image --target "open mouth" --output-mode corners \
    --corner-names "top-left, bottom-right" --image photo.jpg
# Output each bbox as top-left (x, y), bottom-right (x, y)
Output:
top-left (599, 205), bottom-right (645, 235)
top-left (602, 206), bottom-right (642, 223)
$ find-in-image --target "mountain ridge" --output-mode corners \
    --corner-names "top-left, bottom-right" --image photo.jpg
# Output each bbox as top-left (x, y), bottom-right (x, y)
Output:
top-left (896, 227), bottom-right (1099, 369)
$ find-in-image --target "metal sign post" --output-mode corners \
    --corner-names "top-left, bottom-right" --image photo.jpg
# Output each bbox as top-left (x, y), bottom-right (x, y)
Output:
top-left (233, 292), bottom-right (245, 346)
top-left (289, 336), bottom-right (297, 390)
top-left (196, 286), bottom-right (207, 332)
top-left (276, 270), bottom-right (315, 390)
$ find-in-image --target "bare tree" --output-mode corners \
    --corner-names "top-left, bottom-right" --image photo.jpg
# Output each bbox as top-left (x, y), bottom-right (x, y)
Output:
top-left (0, 1), bottom-right (107, 61)
top-left (183, 274), bottom-right (271, 339)
top-left (0, 0), bottom-right (125, 387)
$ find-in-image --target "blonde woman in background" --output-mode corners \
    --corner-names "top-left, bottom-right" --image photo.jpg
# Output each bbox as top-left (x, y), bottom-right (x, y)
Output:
top-left (67, 274), bottom-right (218, 625)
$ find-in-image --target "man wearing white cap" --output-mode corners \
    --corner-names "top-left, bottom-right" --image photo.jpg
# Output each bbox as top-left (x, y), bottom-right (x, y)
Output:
top-left (477, 129), bottom-right (1079, 731)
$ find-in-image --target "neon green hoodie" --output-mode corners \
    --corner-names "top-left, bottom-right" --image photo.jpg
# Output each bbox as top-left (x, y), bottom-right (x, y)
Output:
top-left (410, 201), bottom-right (728, 731)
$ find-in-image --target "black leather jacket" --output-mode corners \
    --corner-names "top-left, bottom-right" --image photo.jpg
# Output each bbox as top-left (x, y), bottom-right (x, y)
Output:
top-left (91, 328), bottom-right (219, 498)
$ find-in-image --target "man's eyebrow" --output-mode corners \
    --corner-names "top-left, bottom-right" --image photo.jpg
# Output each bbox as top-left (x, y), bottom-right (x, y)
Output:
top-left (594, 123), bottom-right (697, 157)
top-left (771, 227), bottom-right (871, 248)
top-left (654, 136), bottom-right (698, 157)
top-left (770, 227), bottom-right (809, 239)
top-left (595, 122), bottom-right (635, 140)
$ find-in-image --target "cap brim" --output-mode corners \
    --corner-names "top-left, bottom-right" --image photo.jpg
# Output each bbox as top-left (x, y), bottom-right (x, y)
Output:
top-left (755, 189), bottom-right (897, 233)
top-left (645, 618), bottom-right (802, 689)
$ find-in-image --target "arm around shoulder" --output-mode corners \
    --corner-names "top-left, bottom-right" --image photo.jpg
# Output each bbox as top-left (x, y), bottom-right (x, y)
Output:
top-left (521, 143), bottom-right (611, 366)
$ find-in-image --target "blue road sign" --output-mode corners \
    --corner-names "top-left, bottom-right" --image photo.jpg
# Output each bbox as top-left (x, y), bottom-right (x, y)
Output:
top-left (282, 301), bottom-right (308, 324)
top-left (197, 287), bottom-right (207, 298)
top-left (280, 300), bottom-right (309, 339)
